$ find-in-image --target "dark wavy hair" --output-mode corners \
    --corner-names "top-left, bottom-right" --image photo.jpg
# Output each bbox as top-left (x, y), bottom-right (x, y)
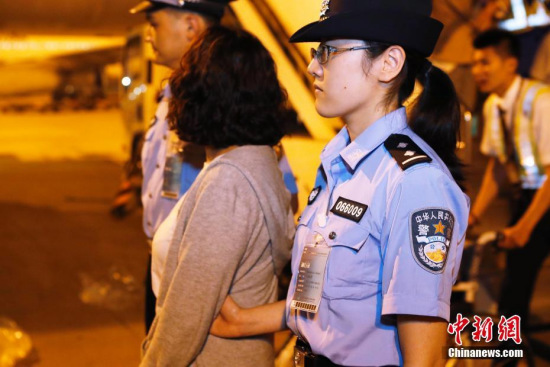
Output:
top-left (363, 42), bottom-right (465, 190)
top-left (168, 26), bottom-right (296, 148)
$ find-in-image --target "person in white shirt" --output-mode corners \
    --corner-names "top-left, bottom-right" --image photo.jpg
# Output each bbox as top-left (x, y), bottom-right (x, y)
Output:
top-left (470, 29), bottom-right (550, 330)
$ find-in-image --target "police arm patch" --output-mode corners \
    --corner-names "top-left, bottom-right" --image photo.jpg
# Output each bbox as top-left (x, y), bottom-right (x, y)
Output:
top-left (410, 208), bottom-right (454, 274)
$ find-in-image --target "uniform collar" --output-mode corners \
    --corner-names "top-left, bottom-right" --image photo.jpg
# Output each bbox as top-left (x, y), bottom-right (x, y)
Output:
top-left (162, 84), bottom-right (172, 99)
top-left (322, 107), bottom-right (408, 171)
top-left (493, 75), bottom-right (521, 111)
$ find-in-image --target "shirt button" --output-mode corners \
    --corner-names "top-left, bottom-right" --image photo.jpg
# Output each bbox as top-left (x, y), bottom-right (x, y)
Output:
top-left (329, 231), bottom-right (337, 240)
top-left (148, 193), bottom-right (153, 198)
top-left (147, 221), bottom-right (152, 226)
top-left (156, 163), bottom-right (160, 169)
top-left (163, 135), bottom-right (167, 140)
top-left (317, 214), bottom-right (327, 228)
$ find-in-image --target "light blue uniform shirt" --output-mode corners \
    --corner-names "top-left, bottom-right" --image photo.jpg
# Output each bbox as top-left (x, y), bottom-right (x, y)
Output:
top-left (279, 153), bottom-right (299, 195)
top-left (141, 85), bottom-right (299, 238)
top-left (286, 108), bottom-right (469, 366)
top-left (141, 86), bottom-right (203, 238)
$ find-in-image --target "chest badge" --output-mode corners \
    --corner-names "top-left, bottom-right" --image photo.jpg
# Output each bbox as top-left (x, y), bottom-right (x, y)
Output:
top-left (330, 197), bottom-right (368, 223)
top-left (410, 208), bottom-right (455, 274)
top-left (308, 186), bottom-right (321, 205)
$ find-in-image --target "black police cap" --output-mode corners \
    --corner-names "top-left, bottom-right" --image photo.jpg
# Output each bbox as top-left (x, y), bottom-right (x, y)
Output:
top-left (130, 0), bottom-right (233, 20)
top-left (290, 0), bottom-right (443, 57)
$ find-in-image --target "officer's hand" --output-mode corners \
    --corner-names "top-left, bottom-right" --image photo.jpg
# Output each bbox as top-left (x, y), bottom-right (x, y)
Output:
top-left (210, 296), bottom-right (242, 338)
top-left (499, 225), bottom-right (529, 249)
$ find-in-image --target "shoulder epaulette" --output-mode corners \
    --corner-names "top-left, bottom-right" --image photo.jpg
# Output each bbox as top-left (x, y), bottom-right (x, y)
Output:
top-left (383, 134), bottom-right (432, 170)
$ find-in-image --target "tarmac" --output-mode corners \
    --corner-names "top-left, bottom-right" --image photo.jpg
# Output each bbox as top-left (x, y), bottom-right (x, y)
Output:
top-left (0, 110), bottom-right (549, 366)
top-left (0, 111), bottom-right (145, 366)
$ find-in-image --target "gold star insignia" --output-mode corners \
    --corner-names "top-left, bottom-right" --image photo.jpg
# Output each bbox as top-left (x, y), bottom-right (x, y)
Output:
top-left (433, 221), bottom-right (445, 235)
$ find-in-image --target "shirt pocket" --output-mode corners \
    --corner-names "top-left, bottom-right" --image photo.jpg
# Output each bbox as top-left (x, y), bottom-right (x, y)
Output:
top-left (322, 217), bottom-right (381, 300)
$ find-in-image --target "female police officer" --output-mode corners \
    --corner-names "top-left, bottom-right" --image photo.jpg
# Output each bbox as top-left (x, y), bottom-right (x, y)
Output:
top-left (211, 0), bottom-right (470, 365)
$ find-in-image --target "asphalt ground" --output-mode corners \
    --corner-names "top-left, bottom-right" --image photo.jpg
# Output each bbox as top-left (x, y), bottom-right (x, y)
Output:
top-left (0, 156), bottom-right (147, 366)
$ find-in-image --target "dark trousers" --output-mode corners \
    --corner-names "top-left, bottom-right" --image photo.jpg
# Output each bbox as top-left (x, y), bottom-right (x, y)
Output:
top-left (145, 254), bottom-right (156, 334)
top-left (498, 189), bottom-right (550, 327)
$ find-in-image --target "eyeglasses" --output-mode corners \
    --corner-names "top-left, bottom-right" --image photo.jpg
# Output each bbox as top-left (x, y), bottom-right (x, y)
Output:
top-left (310, 44), bottom-right (371, 65)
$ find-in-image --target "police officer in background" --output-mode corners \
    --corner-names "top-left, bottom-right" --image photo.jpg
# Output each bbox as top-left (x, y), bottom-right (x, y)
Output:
top-left (129, 0), bottom-right (232, 332)
top-left (470, 29), bottom-right (550, 328)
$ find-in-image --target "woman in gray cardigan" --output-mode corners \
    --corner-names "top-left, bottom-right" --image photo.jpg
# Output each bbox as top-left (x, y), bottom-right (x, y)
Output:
top-left (140, 26), bottom-right (296, 366)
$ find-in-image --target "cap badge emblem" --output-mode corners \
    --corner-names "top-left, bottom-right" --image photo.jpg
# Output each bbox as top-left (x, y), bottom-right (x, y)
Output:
top-left (320, 0), bottom-right (330, 20)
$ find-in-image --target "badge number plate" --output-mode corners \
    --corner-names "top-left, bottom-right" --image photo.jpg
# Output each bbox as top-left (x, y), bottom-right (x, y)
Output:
top-left (330, 197), bottom-right (368, 223)
top-left (291, 246), bottom-right (330, 313)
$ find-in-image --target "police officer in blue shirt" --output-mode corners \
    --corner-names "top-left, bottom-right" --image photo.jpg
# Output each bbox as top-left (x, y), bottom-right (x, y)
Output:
top-left (210, 0), bottom-right (470, 365)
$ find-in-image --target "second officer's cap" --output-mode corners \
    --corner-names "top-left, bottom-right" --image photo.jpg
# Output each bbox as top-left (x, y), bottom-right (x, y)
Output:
top-left (130, 0), bottom-right (233, 20)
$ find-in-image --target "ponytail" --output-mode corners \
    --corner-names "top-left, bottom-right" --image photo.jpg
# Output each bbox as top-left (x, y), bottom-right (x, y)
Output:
top-left (408, 60), bottom-right (465, 190)
top-left (364, 42), bottom-right (465, 189)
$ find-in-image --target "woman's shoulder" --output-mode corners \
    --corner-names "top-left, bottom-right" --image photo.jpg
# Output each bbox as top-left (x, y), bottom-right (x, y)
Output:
top-left (217, 145), bottom-right (277, 169)
top-left (198, 147), bottom-right (277, 196)
top-left (200, 160), bottom-right (252, 191)
top-left (210, 145), bottom-right (281, 185)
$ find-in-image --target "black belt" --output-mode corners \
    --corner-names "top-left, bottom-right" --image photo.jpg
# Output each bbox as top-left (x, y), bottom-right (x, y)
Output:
top-left (294, 339), bottom-right (399, 367)
top-left (294, 339), bottom-right (343, 367)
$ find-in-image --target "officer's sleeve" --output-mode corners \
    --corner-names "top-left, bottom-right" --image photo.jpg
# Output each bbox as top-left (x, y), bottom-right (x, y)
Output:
top-left (141, 164), bottom-right (262, 366)
top-left (380, 167), bottom-right (467, 322)
top-left (179, 142), bottom-right (205, 195)
top-left (278, 154), bottom-right (299, 194)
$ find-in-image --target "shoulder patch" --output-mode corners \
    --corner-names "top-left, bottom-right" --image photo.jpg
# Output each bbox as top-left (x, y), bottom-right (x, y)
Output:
top-left (410, 208), bottom-right (455, 274)
top-left (384, 134), bottom-right (432, 170)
